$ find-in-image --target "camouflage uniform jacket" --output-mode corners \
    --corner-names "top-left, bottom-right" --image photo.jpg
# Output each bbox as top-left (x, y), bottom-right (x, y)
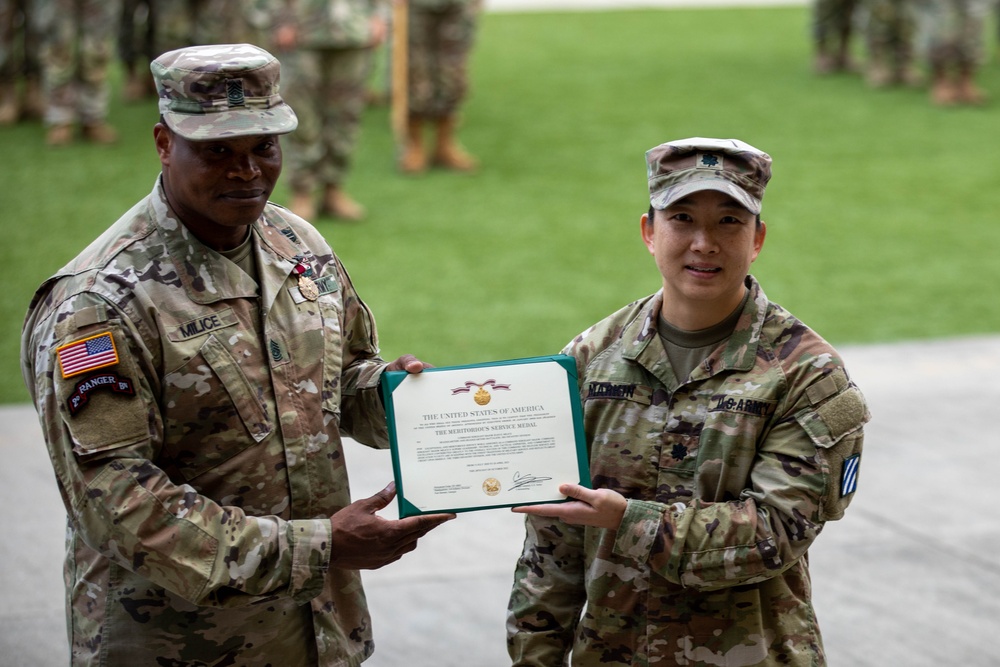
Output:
top-left (508, 277), bottom-right (869, 667)
top-left (262, 0), bottom-right (389, 49)
top-left (21, 178), bottom-right (389, 667)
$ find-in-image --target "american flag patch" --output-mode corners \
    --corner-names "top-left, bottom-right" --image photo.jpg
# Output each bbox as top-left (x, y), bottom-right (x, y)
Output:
top-left (840, 453), bottom-right (860, 497)
top-left (56, 332), bottom-right (119, 378)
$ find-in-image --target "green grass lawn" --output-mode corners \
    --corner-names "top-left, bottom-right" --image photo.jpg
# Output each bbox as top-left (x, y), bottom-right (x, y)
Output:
top-left (2, 6), bottom-right (999, 404)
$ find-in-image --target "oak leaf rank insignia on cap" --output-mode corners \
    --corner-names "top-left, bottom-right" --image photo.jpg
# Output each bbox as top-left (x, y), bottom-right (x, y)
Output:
top-left (646, 137), bottom-right (772, 215)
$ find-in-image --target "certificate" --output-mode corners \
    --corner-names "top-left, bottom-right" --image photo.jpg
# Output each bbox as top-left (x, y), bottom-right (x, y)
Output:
top-left (380, 355), bottom-right (590, 517)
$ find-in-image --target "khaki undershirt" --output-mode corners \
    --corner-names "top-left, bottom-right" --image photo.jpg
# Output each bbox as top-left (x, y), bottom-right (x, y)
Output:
top-left (658, 289), bottom-right (751, 381)
top-left (218, 230), bottom-right (259, 286)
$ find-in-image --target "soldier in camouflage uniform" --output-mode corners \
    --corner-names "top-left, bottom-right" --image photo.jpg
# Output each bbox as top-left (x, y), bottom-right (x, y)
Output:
top-left (811, 0), bottom-right (859, 73)
top-left (21, 43), bottom-right (453, 666)
top-left (398, 0), bottom-right (482, 174)
top-left (118, 0), bottom-right (157, 102)
top-left (262, 0), bottom-right (389, 221)
top-left (0, 0), bottom-right (44, 124)
top-left (36, 0), bottom-right (120, 145)
top-left (914, 0), bottom-right (991, 105)
top-left (861, 0), bottom-right (920, 87)
top-left (120, 0), bottom-right (260, 102)
top-left (507, 138), bottom-right (870, 666)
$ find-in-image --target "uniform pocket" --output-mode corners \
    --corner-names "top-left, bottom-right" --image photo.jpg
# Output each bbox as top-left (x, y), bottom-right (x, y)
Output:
top-left (160, 334), bottom-right (273, 482)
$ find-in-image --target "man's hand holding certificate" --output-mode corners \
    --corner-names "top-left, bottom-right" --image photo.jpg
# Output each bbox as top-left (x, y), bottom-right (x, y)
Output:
top-left (380, 355), bottom-right (590, 517)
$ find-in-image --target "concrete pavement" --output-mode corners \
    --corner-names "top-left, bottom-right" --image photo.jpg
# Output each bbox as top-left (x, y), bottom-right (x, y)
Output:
top-left (3, 334), bottom-right (1000, 666)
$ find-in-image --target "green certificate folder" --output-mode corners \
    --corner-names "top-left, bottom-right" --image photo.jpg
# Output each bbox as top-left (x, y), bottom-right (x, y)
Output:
top-left (380, 355), bottom-right (591, 517)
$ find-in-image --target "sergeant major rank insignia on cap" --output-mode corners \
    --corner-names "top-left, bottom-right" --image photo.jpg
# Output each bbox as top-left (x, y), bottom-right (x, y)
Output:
top-left (226, 78), bottom-right (245, 107)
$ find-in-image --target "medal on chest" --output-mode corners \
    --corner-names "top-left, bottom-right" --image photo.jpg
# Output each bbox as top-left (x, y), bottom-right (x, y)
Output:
top-left (294, 260), bottom-right (319, 301)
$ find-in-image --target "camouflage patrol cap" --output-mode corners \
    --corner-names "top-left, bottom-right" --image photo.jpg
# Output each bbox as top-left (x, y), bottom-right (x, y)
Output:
top-left (151, 43), bottom-right (297, 140)
top-left (646, 137), bottom-right (771, 215)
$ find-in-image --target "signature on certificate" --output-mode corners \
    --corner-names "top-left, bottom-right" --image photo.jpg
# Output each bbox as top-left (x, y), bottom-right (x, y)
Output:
top-left (511, 471), bottom-right (553, 491)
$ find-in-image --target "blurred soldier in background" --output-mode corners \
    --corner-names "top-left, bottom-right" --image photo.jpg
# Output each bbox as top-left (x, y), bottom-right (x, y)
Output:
top-left (398, 0), bottom-right (482, 173)
top-left (37, 0), bottom-right (119, 145)
top-left (811, 0), bottom-right (860, 73)
top-left (0, 0), bottom-right (44, 124)
top-left (119, 0), bottom-right (256, 102)
top-left (916, 0), bottom-right (990, 105)
top-left (156, 0), bottom-right (257, 51)
top-left (119, 0), bottom-right (157, 101)
top-left (263, 0), bottom-right (389, 222)
top-left (862, 0), bottom-right (920, 87)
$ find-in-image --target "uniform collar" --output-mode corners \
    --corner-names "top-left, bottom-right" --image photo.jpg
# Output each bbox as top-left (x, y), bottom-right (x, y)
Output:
top-left (622, 276), bottom-right (768, 382)
top-left (151, 177), bottom-right (308, 308)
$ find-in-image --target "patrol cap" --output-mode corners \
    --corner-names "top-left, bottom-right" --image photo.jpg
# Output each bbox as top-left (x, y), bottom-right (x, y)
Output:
top-left (151, 43), bottom-right (298, 141)
top-left (646, 137), bottom-right (771, 215)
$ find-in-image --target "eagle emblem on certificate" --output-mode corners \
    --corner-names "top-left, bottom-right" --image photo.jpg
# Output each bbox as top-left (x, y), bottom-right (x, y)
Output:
top-left (451, 379), bottom-right (511, 406)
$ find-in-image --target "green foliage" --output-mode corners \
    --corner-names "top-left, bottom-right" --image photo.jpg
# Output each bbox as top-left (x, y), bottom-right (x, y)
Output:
top-left (2, 6), bottom-right (999, 403)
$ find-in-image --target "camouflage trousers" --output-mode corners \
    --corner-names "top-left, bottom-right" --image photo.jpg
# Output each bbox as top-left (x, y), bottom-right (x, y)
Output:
top-left (862, 0), bottom-right (917, 64)
top-left (0, 0), bottom-right (42, 84)
top-left (915, 0), bottom-right (991, 67)
top-left (35, 0), bottom-right (119, 125)
top-left (280, 46), bottom-right (375, 193)
top-left (154, 0), bottom-right (257, 56)
top-left (407, 0), bottom-right (482, 119)
top-left (118, 0), bottom-right (155, 67)
top-left (812, 0), bottom-right (859, 41)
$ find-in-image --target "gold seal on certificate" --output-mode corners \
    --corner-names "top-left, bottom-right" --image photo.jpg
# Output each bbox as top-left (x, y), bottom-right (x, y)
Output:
top-left (380, 355), bottom-right (591, 517)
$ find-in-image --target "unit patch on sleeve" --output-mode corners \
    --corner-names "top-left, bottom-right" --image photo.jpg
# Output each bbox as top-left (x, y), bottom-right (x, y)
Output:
top-left (56, 332), bottom-right (119, 378)
top-left (840, 453), bottom-right (860, 497)
top-left (67, 372), bottom-right (136, 416)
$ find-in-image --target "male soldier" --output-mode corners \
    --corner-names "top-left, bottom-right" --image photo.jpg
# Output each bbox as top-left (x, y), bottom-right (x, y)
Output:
top-left (265, 0), bottom-right (389, 221)
top-left (398, 0), bottom-right (482, 173)
top-left (36, 0), bottom-right (119, 145)
top-left (508, 138), bottom-right (869, 666)
top-left (21, 43), bottom-right (453, 666)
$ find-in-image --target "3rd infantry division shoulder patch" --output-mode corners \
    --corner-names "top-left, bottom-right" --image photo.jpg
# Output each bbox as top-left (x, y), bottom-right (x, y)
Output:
top-left (841, 454), bottom-right (860, 497)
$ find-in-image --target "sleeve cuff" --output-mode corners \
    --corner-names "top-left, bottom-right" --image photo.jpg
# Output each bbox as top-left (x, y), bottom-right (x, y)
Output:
top-left (286, 518), bottom-right (332, 603)
top-left (613, 499), bottom-right (665, 563)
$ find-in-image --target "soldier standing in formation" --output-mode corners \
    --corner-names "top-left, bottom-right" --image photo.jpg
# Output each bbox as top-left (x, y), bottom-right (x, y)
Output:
top-left (507, 138), bottom-right (869, 666)
top-left (0, 0), bottom-right (44, 124)
top-left (119, 0), bottom-right (157, 101)
top-left (36, 0), bottom-right (120, 145)
top-left (398, 0), bottom-right (482, 173)
top-left (862, 0), bottom-right (920, 88)
top-left (916, 0), bottom-right (991, 105)
top-left (119, 0), bottom-right (258, 102)
top-left (21, 43), bottom-right (453, 666)
top-left (811, 0), bottom-right (859, 73)
top-left (266, 0), bottom-right (388, 222)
